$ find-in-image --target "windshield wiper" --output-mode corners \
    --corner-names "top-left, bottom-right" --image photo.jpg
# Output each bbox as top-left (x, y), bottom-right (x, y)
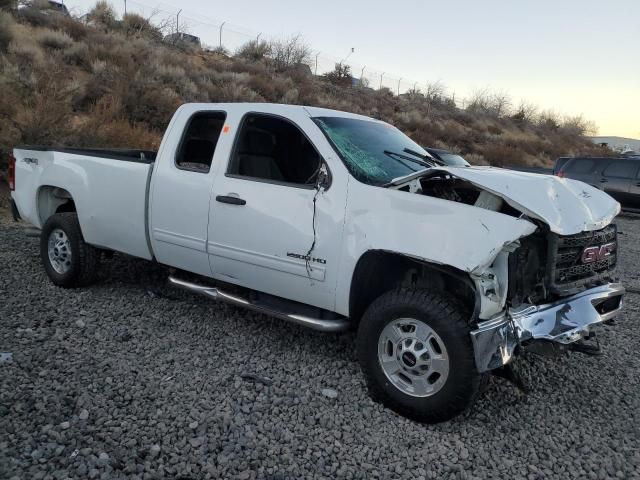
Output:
top-left (383, 150), bottom-right (433, 168)
top-left (403, 148), bottom-right (447, 166)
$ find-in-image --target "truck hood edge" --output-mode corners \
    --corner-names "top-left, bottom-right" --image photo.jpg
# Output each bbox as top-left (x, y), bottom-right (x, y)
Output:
top-left (428, 166), bottom-right (621, 235)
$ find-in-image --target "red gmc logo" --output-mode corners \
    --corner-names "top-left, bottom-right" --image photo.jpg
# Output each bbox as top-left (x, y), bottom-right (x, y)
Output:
top-left (581, 242), bottom-right (616, 264)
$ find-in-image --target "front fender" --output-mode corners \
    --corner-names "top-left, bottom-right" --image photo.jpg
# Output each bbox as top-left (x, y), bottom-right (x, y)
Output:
top-left (334, 181), bottom-right (536, 316)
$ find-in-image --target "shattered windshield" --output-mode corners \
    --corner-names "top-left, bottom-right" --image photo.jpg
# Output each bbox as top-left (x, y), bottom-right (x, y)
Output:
top-left (314, 116), bottom-right (429, 185)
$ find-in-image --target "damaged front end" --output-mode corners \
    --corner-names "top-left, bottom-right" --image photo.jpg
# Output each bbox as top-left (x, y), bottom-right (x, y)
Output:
top-left (397, 166), bottom-right (625, 373)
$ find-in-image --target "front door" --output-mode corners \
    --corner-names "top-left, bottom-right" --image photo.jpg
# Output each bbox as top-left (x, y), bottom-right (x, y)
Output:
top-left (600, 160), bottom-right (637, 207)
top-left (149, 109), bottom-right (228, 276)
top-left (207, 111), bottom-right (346, 311)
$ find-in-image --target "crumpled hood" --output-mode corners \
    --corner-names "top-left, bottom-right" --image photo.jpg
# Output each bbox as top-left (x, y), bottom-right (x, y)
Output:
top-left (430, 166), bottom-right (620, 235)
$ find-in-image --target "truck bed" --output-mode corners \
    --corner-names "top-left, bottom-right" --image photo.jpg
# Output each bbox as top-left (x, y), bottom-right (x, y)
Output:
top-left (12, 146), bottom-right (156, 260)
top-left (16, 145), bottom-right (157, 163)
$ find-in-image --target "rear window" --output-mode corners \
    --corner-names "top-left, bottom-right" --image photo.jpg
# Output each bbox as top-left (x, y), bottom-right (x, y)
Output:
top-left (603, 161), bottom-right (637, 179)
top-left (564, 159), bottom-right (596, 174)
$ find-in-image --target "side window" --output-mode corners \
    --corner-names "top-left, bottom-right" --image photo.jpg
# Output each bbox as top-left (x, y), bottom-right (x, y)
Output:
top-left (565, 159), bottom-right (595, 174)
top-left (603, 161), bottom-right (636, 179)
top-left (228, 113), bottom-right (321, 186)
top-left (175, 111), bottom-right (226, 173)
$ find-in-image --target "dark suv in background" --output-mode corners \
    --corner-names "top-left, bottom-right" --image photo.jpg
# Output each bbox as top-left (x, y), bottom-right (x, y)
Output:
top-left (556, 156), bottom-right (640, 209)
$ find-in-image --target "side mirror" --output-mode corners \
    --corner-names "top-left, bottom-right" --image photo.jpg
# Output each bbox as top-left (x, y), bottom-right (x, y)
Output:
top-left (316, 162), bottom-right (331, 190)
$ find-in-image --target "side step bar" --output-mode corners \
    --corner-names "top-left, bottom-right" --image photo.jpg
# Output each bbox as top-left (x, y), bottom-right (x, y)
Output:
top-left (168, 276), bottom-right (351, 333)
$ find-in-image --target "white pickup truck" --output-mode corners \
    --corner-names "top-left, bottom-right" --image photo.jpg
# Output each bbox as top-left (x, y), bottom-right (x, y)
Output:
top-left (9, 103), bottom-right (624, 422)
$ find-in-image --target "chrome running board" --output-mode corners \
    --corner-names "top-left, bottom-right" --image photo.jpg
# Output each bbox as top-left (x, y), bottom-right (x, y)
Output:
top-left (168, 276), bottom-right (350, 333)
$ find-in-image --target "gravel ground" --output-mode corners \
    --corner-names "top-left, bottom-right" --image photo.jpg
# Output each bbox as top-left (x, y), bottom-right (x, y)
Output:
top-left (1, 201), bottom-right (639, 479)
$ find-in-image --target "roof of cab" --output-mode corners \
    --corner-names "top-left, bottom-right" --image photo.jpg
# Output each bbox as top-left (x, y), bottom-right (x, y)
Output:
top-left (179, 102), bottom-right (380, 122)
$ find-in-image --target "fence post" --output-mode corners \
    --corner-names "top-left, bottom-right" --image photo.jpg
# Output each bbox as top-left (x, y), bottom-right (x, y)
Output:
top-left (219, 22), bottom-right (226, 47)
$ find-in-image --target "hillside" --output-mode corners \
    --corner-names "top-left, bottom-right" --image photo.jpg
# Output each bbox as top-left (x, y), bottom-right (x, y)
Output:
top-left (0, 2), bottom-right (607, 172)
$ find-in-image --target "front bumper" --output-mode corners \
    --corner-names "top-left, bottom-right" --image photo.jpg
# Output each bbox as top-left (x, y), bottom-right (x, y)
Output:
top-left (470, 283), bottom-right (625, 372)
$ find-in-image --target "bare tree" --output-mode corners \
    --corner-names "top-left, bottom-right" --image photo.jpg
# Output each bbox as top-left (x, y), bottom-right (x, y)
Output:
top-left (512, 100), bottom-right (538, 124)
top-left (270, 34), bottom-right (312, 72)
top-left (323, 63), bottom-right (352, 87)
top-left (561, 114), bottom-right (597, 136)
top-left (491, 90), bottom-right (511, 117)
top-left (424, 80), bottom-right (445, 117)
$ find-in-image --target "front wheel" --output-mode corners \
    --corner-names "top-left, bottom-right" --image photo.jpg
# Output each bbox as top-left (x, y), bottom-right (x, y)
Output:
top-left (356, 289), bottom-right (483, 423)
top-left (40, 213), bottom-right (98, 288)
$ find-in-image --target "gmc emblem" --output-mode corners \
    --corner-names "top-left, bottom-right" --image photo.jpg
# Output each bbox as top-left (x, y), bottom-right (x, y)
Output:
top-left (581, 242), bottom-right (616, 264)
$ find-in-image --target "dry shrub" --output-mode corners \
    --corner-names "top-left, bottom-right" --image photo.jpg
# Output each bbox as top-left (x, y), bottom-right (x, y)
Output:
top-left (487, 124), bottom-right (502, 135)
top-left (235, 39), bottom-right (271, 61)
top-left (0, 0), bottom-right (17, 10)
top-left (37, 29), bottom-right (73, 50)
top-left (481, 144), bottom-right (524, 167)
top-left (0, 10), bottom-right (14, 51)
top-left (56, 14), bottom-right (89, 41)
top-left (9, 64), bottom-right (77, 145)
top-left (15, 6), bottom-right (52, 28)
top-left (63, 42), bottom-right (90, 68)
top-left (87, 0), bottom-right (117, 29)
top-left (8, 40), bottom-right (44, 66)
top-left (121, 13), bottom-right (161, 41)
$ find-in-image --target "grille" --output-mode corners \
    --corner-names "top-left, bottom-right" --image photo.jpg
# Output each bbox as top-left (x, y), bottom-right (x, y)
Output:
top-left (547, 224), bottom-right (617, 292)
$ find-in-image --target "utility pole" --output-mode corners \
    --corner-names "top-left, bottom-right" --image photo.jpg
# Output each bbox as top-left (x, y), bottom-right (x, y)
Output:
top-left (398, 77), bottom-right (402, 96)
top-left (360, 66), bottom-right (366, 86)
top-left (340, 47), bottom-right (354, 67)
top-left (176, 9), bottom-right (181, 34)
top-left (124, 0), bottom-right (127, 15)
top-left (413, 82), bottom-right (417, 93)
top-left (379, 72), bottom-right (385, 90)
top-left (315, 52), bottom-right (320, 75)
top-left (219, 22), bottom-right (226, 47)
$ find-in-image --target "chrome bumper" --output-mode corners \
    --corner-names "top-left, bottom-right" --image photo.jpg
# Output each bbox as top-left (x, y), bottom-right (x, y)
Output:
top-left (470, 283), bottom-right (625, 372)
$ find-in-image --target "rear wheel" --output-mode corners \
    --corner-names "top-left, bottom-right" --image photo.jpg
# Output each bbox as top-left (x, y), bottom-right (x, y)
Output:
top-left (357, 288), bottom-right (482, 423)
top-left (40, 213), bottom-right (98, 288)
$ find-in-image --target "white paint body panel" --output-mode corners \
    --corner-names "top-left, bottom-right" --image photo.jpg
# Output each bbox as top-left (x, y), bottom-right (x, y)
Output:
top-left (424, 166), bottom-right (621, 235)
top-left (10, 103), bottom-right (621, 319)
top-left (12, 149), bottom-right (152, 259)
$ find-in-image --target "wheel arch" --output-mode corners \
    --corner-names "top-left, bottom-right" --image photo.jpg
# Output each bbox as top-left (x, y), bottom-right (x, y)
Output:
top-left (37, 185), bottom-right (77, 226)
top-left (348, 250), bottom-right (478, 323)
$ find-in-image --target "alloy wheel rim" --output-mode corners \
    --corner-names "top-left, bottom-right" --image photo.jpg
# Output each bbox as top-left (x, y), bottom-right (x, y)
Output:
top-left (47, 228), bottom-right (72, 274)
top-left (377, 318), bottom-right (449, 397)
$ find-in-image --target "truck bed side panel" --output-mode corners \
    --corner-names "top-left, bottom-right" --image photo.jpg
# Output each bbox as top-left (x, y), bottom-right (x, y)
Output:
top-left (13, 149), bottom-right (153, 260)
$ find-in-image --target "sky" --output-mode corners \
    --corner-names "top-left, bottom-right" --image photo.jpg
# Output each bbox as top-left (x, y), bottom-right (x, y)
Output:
top-left (62, 0), bottom-right (640, 138)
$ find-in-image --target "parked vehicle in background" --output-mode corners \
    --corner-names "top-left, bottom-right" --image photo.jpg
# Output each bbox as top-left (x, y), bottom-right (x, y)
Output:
top-left (9, 103), bottom-right (625, 423)
top-left (556, 156), bottom-right (640, 209)
top-left (423, 147), bottom-right (470, 166)
top-left (164, 32), bottom-right (201, 49)
top-left (553, 156), bottom-right (573, 174)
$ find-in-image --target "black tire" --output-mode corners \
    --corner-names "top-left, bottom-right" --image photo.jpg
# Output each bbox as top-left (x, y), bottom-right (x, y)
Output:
top-left (356, 288), bottom-right (483, 423)
top-left (40, 213), bottom-right (98, 288)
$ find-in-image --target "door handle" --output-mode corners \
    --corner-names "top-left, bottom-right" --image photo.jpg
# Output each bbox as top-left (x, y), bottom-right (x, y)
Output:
top-left (216, 195), bottom-right (246, 206)
top-left (600, 178), bottom-right (608, 183)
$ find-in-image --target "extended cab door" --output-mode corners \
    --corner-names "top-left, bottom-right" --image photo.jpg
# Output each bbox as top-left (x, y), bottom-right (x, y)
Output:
top-left (149, 107), bottom-right (230, 276)
top-left (207, 108), bottom-right (348, 311)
